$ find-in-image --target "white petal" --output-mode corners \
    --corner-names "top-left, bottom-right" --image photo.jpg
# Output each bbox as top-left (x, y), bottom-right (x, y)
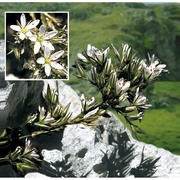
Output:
top-left (144, 67), bottom-right (151, 77)
top-left (87, 97), bottom-right (95, 106)
top-left (87, 44), bottom-right (92, 51)
top-left (20, 13), bottom-right (26, 28)
top-left (19, 32), bottom-right (25, 40)
top-left (50, 50), bottom-right (64, 60)
top-left (136, 87), bottom-right (140, 94)
top-left (137, 96), bottom-right (147, 104)
top-left (44, 31), bottom-right (57, 40)
top-left (51, 62), bottom-right (63, 70)
top-left (154, 60), bottom-right (159, 66)
top-left (96, 53), bottom-right (103, 61)
top-left (26, 19), bottom-right (40, 30)
top-left (156, 64), bottom-right (166, 70)
top-left (34, 42), bottom-right (41, 54)
top-left (117, 78), bottom-right (124, 88)
top-left (42, 41), bottom-right (55, 50)
top-left (39, 25), bottom-right (46, 36)
top-left (122, 81), bottom-right (130, 92)
top-left (103, 47), bottom-right (110, 57)
top-left (92, 45), bottom-right (98, 52)
top-left (37, 57), bottom-right (45, 64)
top-left (141, 60), bottom-right (147, 68)
top-left (26, 31), bottom-right (33, 38)
top-left (77, 53), bottom-right (86, 60)
top-left (45, 64), bottom-right (51, 77)
top-left (134, 87), bottom-right (140, 100)
top-left (80, 94), bottom-right (85, 104)
top-left (44, 47), bottom-right (51, 58)
top-left (10, 25), bottom-right (21, 32)
top-left (29, 34), bottom-right (37, 42)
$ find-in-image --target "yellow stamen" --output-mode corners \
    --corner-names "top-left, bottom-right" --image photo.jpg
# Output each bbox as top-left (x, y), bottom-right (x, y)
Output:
top-left (21, 28), bottom-right (27, 34)
top-left (45, 58), bottom-right (51, 64)
top-left (37, 36), bottom-right (44, 43)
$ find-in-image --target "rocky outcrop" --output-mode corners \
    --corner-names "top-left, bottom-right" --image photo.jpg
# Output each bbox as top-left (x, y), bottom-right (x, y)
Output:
top-left (0, 40), bottom-right (43, 128)
top-left (30, 81), bottom-right (180, 178)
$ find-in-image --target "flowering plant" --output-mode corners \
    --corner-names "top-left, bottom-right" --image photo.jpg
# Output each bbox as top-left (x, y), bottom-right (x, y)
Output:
top-left (6, 12), bottom-right (68, 79)
top-left (0, 42), bottom-right (168, 175)
top-left (75, 43), bottom-right (168, 137)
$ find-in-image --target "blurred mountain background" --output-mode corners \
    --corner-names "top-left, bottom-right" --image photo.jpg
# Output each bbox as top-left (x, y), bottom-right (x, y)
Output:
top-left (0, 2), bottom-right (180, 154)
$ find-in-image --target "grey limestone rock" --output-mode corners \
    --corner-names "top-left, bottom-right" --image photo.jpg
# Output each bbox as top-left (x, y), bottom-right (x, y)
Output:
top-left (37, 82), bottom-right (180, 178)
top-left (0, 40), bottom-right (43, 128)
top-left (0, 80), bottom-right (43, 128)
top-left (35, 114), bottom-right (180, 178)
top-left (25, 172), bottom-right (49, 178)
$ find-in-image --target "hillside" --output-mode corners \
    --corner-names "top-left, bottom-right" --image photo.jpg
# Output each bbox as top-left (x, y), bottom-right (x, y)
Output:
top-left (0, 2), bottom-right (179, 80)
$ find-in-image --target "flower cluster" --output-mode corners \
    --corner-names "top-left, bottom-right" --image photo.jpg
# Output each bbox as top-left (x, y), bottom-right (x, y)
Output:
top-left (5, 138), bottom-right (41, 174)
top-left (76, 43), bottom-right (168, 136)
top-left (8, 13), bottom-right (68, 79)
top-left (141, 54), bottom-right (168, 83)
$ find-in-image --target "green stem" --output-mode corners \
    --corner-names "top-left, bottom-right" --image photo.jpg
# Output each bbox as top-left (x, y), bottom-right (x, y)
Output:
top-left (0, 157), bottom-right (8, 163)
top-left (71, 101), bottom-right (104, 123)
top-left (19, 134), bottom-right (31, 140)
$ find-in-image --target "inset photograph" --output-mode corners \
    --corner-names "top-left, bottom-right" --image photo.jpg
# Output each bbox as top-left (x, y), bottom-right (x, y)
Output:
top-left (5, 12), bottom-right (69, 80)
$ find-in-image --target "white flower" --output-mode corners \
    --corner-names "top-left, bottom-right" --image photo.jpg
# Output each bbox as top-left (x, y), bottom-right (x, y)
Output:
top-left (24, 138), bottom-right (40, 159)
top-left (77, 44), bottom-right (110, 62)
top-left (29, 25), bottom-right (57, 54)
top-left (141, 54), bottom-right (168, 82)
top-left (36, 47), bottom-right (64, 77)
top-left (133, 88), bottom-right (151, 109)
top-left (87, 97), bottom-right (95, 106)
top-left (80, 94), bottom-right (95, 106)
top-left (116, 78), bottom-right (130, 94)
top-left (10, 13), bottom-right (40, 40)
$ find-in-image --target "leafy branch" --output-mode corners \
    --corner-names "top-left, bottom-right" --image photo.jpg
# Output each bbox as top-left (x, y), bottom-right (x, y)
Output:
top-left (75, 43), bottom-right (168, 138)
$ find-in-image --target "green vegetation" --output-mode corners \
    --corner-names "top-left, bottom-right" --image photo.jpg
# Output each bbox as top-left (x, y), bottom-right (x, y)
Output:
top-left (118, 82), bottom-right (180, 155)
top-left (1, 2), bottom-right (180, 81)
top-left (0, 2), bottom-right (180, 154)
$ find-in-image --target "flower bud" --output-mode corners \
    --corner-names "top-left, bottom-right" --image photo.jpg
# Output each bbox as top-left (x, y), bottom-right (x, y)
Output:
top-left (13, 48), bottom-right (20, 59)
top-left (109, 72), bottom-right (117, 89)
top-left (63, 103), bottom-right (71, 115)
top-left (116, 78), bottom-right (130, 95)
top-left (122, 106), bottom-right (136, 113)
top-left (76, 62), bottom-right (87, 78)
top-left (51, 90), bottom-right (58, 105)
top-left (129, 112), bottom-right (144, 121)
top-left (91, 67), bottom-right (97, 82)
top-left (97, 109), bottom-right (106, 116)
top-left (9, 146), bottom-right (22, 160)
top-left (52, 104), bottom-right (62, 118)
top-left (118, 93), bottom-right (128, 103)
top-left (103, 58), bottom-right (111, 74)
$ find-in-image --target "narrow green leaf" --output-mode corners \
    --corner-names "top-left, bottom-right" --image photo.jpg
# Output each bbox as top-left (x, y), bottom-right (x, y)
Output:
top-left (75, 62), bottom-right (87, 78)
top-left (111, 43), bottom-right (121, 61)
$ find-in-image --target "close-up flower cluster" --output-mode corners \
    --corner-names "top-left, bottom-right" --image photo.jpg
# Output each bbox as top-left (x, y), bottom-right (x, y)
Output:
top-left (6, 12), bottom-right (68, 79)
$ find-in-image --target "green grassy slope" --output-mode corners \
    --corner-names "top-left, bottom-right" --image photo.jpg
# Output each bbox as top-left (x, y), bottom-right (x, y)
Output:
top-left (0, 2), bottom-right (180, 81)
